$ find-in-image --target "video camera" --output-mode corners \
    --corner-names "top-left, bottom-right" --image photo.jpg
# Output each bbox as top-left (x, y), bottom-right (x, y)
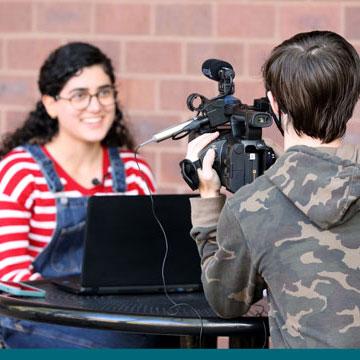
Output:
top-left (179, 59), bottom-right (277, 193)
top-left (144, 59), bottom-right (278, 193)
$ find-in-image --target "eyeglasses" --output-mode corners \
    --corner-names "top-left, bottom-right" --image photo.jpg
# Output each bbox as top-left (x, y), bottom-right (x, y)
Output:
top-left (55, 86), bottom-right (117, 110)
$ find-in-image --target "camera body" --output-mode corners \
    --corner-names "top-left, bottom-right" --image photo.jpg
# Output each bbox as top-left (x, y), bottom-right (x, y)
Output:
top-left (185, 60), bottom-right (276, 193)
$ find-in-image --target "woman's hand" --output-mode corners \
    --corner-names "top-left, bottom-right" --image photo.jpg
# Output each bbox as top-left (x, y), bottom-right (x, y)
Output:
top-left (186, 132), bottom-right (221, 198)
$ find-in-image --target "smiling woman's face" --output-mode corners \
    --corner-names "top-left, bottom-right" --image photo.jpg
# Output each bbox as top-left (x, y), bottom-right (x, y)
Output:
top-left (50, 64), bottom-right (116, 146)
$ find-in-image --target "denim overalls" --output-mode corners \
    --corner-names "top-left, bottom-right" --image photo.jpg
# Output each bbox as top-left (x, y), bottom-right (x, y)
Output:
top-left (0, 144), bottom-right (174, 348)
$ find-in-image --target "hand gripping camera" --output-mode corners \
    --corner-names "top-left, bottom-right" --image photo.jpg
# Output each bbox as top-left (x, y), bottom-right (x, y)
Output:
top-left (179, 59), bottom-right (277, 193)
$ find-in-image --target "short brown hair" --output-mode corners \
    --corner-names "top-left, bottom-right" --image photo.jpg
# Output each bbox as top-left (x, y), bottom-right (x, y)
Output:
top-left (262, 31), bottom-right (360, 143)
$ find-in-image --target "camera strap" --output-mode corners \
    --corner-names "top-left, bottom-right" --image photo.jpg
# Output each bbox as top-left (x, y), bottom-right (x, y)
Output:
top-left (179, 159), bottom-right (202, 191)
top-left (270, 108), bottom-right (284, 136)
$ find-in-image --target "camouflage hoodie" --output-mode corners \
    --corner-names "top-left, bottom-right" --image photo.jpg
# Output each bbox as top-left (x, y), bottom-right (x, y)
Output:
top-left (190, 144), bottom-right (360, 348)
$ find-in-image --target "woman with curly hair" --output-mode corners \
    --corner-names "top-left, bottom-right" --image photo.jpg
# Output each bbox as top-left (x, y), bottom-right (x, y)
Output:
top-left (0, 42), bottom-right (176, 348)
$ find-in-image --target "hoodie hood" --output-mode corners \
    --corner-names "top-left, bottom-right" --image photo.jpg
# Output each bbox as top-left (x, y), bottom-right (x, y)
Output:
top-left (264, 145), bottom-right (360, 230)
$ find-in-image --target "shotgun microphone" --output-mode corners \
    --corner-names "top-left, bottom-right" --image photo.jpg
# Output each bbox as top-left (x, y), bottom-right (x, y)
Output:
top-left (201, 59), bottom-right (235, 81)
top-left (139, 116), bottom-right (208, 146)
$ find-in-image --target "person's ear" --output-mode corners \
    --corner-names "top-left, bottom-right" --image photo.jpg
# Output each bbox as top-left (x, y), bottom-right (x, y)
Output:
top-left (42, 95), bottom-right (58, 119)
top-left (267, 91), bottom-right (279, 117)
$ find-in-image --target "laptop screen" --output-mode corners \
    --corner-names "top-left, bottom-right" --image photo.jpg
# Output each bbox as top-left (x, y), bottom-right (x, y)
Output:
top-left (81, 194), bottom-right (202, 291)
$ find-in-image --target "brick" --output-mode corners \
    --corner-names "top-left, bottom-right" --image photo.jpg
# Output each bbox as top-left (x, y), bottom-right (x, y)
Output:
top-left (345, 7), bottom-right (360, 39)
top-left (0, 112), bottom-right (2, 132)
top-left (155, 4), bottom-right (212, 36)
top-left (160, 80), bottom-right (217, 111)
top-left (146, 138), bottom-right (197, 191)
top-left (163, 185), bottom-right (193, 195)
top-left (278, 5), bottom-right (341, 39)
top-left (136, 147), bottom-right (157, 173)
top-left (247, 43), bottom-right (275, 77)
top-left (186, 42), bottom-right (244, 76)
top-left (0, 76), bottom-right (38, 106)
top-left (159, 152), bottom-right (187, 184)
top-left (6, 39), bottom-right (61, 70)
top-left (131, 146), bottom-right (185, 192)
top-left (217, 337), bottom-right (229, 349)
top-left (156, 185), bottom-right (181, 195)
top-left (0, 40), bottom-right (3, 69)
top-left (0, 2), bottom-right (32, 32)
top-left (175, 186), bottom-right (194, 195)
top-left (95, 3), bottom-right (150, 35)
top-left (36, 2), bottom-right (91, 33)
top-left (3, 111), bottom-right (27, 133)
top-left (125, 42), bottom-right (181, 74)
top-left (217, 4), bottom-right (275, 38)
top-left (88, 41), bottom-right (121, 74)
top-left (355, 45), bottom-right (360, 57)
top-left (129, 114), bottom-right (181, 145)
top-left (234, 80), bottom-right (266, 106)
top-left (117, 78), bottom-right (156, 111)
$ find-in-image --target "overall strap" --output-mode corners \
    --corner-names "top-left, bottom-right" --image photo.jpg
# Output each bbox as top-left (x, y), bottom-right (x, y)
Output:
top-left (23, 144), bottom-right (63, 193)
top-left (108, 147), bottom-right (126, 193)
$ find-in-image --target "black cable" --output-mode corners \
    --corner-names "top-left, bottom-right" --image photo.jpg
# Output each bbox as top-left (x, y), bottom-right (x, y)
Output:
top-left (262, 319), bottom-right (268, 348)
top-left (134, 144), bottom-right (204, 347)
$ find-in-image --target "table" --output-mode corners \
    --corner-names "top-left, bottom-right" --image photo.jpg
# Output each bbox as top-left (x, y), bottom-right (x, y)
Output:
top-left (0, 280), bottom-right (268, 348)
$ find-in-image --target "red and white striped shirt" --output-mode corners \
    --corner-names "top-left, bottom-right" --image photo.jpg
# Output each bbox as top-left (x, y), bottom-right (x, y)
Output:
top-left (0, 146), bottom-right (156, 282)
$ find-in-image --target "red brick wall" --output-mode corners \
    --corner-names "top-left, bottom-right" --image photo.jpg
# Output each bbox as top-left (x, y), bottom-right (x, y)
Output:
top-left (0, 0), bottom-right (359, 193)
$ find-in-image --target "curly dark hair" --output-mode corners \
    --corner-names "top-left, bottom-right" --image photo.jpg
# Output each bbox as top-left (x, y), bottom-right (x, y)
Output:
top-left (0, 42), bottom-right (135, 157)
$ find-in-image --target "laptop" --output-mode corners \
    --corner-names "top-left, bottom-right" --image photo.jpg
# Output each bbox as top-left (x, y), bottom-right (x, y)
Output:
top-left (53, 194), bottom-right (202, 295)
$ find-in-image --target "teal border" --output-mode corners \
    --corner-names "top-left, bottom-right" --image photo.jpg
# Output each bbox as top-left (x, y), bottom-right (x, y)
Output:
top-left (0, 349), bottom-right (359, 360)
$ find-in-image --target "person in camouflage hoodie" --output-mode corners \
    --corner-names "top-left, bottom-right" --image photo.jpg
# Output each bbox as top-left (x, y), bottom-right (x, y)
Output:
top-left (185, 31), bottom-right (360, 348)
